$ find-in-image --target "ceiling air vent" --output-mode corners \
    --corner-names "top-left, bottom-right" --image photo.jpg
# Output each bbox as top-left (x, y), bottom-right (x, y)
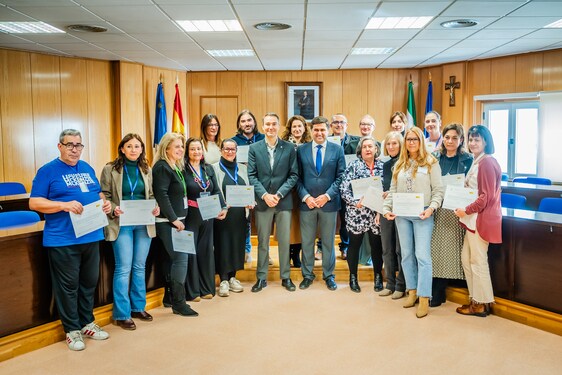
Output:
top-left (67, 24), bottom-right (107, 33)
top-left (254, 22), bottom-right (291, 31)
top-left (440, 19), bottom-right (479, 28)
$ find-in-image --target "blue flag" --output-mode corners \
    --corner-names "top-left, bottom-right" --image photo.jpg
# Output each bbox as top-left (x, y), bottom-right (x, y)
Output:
top-left (154, 82), bottom-right (167, 146)
top-left (424, 80), bottom-right (433, 137)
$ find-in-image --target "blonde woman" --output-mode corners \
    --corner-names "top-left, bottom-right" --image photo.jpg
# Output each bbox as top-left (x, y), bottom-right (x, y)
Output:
top-left (382, 127), bottom-right (443, 318)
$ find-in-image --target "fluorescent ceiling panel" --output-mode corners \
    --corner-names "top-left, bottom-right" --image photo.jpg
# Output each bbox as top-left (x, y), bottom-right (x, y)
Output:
top-left (0, 22), bottom-right (65, 33)
top-left (366, 17), bottom-right (433, 29)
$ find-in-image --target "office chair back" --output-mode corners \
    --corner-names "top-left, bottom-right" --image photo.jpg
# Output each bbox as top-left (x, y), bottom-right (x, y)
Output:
top-left (0, 211), bottom-right (41, 229)
top-left (538, 198), bottom-right (562, 215)
top-left (501, 173), bottom-right (508, 181)
top-left (0, 182), bottom-right (26, 196)
top-left (501, 193), bottom-right (527, 209)
top-left (512, 177), bottom-right (552, 186)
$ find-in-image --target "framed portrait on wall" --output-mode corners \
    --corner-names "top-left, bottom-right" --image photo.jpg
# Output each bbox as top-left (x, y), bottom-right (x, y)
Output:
top-left (285, 82), bottom-right (322, 122)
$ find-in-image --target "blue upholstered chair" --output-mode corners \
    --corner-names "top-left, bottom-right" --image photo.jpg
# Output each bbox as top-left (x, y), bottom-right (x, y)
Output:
top-left (512, 177), bottom-right (552, 186)
top-left (538, 198), bottom-right (562, 215)
top-left (501, 193), bottom-right (527, 209)
top-left (0, 211), bottom-right (41, 229)
top-left (501, 173), bottom-right (508, 181)
top-left (0, 182), bottom-right (26, 196)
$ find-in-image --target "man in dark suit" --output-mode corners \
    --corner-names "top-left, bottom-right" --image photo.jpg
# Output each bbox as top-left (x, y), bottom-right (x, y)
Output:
top-left (330, 113), bottom-right (360, 260)
top-left (248, 113), bottom-right (299, 292)
top-left (297, 116), bottom-right (346, 290)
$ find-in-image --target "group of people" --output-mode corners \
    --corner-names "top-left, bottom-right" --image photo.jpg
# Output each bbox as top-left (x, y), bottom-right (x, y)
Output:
top-left (29, 108), bottom-right (502, 352)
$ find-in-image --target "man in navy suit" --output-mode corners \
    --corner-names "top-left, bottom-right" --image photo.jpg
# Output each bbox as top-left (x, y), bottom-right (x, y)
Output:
top-left (297, 116), bottom-right (346, 290)
top-left (248, 113), bottom-right (299, 292)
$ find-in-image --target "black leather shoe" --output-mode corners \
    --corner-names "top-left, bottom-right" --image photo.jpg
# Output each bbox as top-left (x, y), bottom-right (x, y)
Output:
top-left (114, 319), bottom-right (136, 330)
top-left (325, 277), bottom-right (337, 291)
top-left (131, 311), bottom-right (153, 321)
top-left (374, 273), bottom-right (383, 292)
top-left (349, 274), bottom-right (361, 293)
top-left (251, 279), bottom-right (267, 293)
top-left (281, 278), bottom-right (296, 291)
top-left (299, 278), bottom-right (313, 290)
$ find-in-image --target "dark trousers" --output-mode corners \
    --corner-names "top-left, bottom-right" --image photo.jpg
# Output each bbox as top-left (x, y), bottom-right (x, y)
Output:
top-left (156, 222), bottom-right (189, 285)
top-left (338, 204), bottom-right (349, 250)
top-left (347, 230), bottom-right (382, 275)
top-left (47, 242), bottom-right (99, 332)
top-left (380, 216), bottom-right (405, 292)
top-left (186, 215), bottom-right (215, 299)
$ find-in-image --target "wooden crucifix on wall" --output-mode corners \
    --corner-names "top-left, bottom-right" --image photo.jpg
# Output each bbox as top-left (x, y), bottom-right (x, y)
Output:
top-left (445, 76), bottom-right (461, 106)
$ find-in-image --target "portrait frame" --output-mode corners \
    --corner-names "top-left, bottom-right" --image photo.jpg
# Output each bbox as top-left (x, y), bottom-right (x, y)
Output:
top-left (285, 82), bottom-right (323, 122)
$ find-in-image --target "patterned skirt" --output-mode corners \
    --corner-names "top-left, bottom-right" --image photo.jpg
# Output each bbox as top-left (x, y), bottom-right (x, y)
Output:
top-left (431, 208), bottom-right (465, 279)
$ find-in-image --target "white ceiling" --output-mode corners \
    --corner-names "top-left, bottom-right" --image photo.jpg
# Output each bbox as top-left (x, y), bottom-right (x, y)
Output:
top-left (0, 0), bottom-right (561, 71)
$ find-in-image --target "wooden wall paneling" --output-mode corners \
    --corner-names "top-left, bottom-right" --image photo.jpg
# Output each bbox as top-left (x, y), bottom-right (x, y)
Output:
top-left (142, 66), bottom-right (158, 162)
top-left (266, 71), bottom-right (292, 124)
top-left (0, 50), bottom-right (36, 189)
top-left (393, 69), bottom-right (419, 127)
top-left (368, 69), bottom-right (394, 141)
top-left (515, 53), bottom-right (544, 93)
top-left (60, 57), bottom-right (89, 162)
top-left (217, 72), bottom-right (241, 96)
top-left (317, 70), bottom-right (342, 118)
top-left (342, 70), bottom-right (368, 135)
top-left (200, 97), bottom-right (217, 122)
top-left (0, 62), bottom-right (3, 182)
top-left (217, 97), bottom-right (239, 138)
top-left (291, 71), bottom-right (318, 83)
top-left (30, 53), bottom-right (62, 169)
top-left (118, 62), bottom-right (144, 138)
top-left (189, 72), bottom-right (216, 136)
top-left (491, 56), bottom-right (516, 94)
top-left (86, 60), bottom-right (115, 174)
top-left (240, 72), bottom-right (267, 122)
top-left (441, 62), bottom-right (465, 125)
top-left (466, 60), bottom-right (491, 126)
top-left (542, 49), bottom-right (562, 91)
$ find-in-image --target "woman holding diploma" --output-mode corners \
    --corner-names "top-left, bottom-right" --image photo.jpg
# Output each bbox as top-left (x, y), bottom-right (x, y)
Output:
top-left (382, 127), bottom-right (443, 318)
top-left (101, 134), bottom-right (160, 330)
top-left (377, 131), bottom-right (406, 299)
top-left (339, 136), bottom-right (384, 293)
top-left (184, 138), bottom-right (227, 301)
top-left (430, 124), bottom-right (473, 307)
top-left (212, 139), bottom-right (253, 297)
top-left (454, 125), bottom-right (501, 317)
top-left (153, 132), bottom-right (198, 317)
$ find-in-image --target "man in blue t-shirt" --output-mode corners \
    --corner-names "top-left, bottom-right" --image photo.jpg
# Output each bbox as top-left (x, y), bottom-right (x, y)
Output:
top-left (30, 129), bottom-right (112, 351)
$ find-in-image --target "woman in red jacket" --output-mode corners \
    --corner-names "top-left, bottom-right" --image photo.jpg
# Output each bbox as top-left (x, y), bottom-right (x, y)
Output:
top-left (454, 125), bottom-right (502, 317)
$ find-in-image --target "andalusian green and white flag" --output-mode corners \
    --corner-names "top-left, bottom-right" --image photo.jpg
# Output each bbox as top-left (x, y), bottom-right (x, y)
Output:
top-left (407, 80), bottom-right (416, 129)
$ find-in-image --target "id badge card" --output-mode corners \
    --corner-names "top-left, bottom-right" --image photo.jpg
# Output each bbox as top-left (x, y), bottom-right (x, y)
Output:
top-left (183, 196), bottom-right (188, 209)
top-left (79, 181), bottom-right (89, 192)
top-left (200, 192), bottom-right (210, 197)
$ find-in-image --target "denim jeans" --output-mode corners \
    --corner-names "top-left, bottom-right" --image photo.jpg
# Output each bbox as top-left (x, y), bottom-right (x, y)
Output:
top-left (395, 215), bottom-right (434, 297)
top-left (111, 225), bottom-right (152, 320)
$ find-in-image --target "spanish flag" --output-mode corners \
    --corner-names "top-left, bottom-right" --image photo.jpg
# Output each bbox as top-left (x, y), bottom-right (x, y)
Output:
top-left (172, 83), bottom-right (185, 135)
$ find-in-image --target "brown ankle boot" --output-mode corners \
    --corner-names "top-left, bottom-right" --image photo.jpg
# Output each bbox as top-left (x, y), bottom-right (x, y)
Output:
top-left (416, 297), bottom-right (429, 318)
top-left (403, 290), bottom-right (418, 308)
top-left (456, 301), bottom-right (487, 317)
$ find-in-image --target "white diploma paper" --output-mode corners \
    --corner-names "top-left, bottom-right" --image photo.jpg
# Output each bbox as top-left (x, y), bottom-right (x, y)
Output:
top-left (236, 145), bottom-right (249, 163)
top-left (119, 199), bottom-right (157, 226)
top-left (442, 185), bottom-right (477, 211)
top-left (226, 185), bottom-right (255, 207)
top-left (197, 194), bottom-right (222, 220)
top-left (327, 136), bottom-right (341, 145)
top-left (171, 230), bottom-right (196, 254)
top-left (426, 141), bottom-right (437, 153)
top-left (351, 176), bottom-right (383, 200)
top-left (345, 154), bottom-right (358, 166)
top-left (361, 186), bottom-right (385, 213)
top-left (460, 213), bottom-right (477, 231)
top-left (392, 193), bottom-right (425, 216)
top-left (69, 199), bottom-right (109, 238)
top-left (441, 173), bottom-right (465, 187)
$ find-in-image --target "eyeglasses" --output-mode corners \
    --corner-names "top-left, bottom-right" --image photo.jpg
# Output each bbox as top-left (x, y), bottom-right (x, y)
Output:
top-left (208, 123), bottom-right (219, 127)
top-left (222, 148), bottom-right (237, 152)
top-left (331, 121), bottom-right (346, 125)
top-left (61, 142), bottom-right (85, 151)
top-left (405, 138), bottom-right (420, 143)
top-left (359, 123), bottom-right (373, 127)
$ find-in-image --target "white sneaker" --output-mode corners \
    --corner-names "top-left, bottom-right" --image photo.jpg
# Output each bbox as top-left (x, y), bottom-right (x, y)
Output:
top-left (66, 330), bottom-right (85, 351)
top-left (218, 280), bottom-right (230, 297)
top-left (81, 322), bottom-right (109, 340)
top-left (229, 277), bottom-right (244, 293)
top-left (245, 253), bottom-right (253, 263)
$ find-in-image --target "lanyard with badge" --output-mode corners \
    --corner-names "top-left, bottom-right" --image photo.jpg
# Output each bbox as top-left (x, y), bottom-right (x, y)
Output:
top-left (219, 161), bottom-right (239, 185)
top-left (174, 166), bottom-right (188, 208)
top-left (124, 164), bottom-right (140, 199)
top-left (188, 163), bottom-right (210, 197)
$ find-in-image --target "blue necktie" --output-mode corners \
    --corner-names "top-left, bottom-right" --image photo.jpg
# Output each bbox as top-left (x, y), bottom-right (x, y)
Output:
top-left (315, 144), bottom-right (322, 174)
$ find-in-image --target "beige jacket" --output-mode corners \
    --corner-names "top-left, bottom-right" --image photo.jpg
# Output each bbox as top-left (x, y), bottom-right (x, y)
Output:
top-left (100, 163), bottom-right (156, 241)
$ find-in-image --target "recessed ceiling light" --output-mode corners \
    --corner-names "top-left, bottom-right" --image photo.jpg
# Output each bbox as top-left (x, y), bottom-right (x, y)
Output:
top-left (0, 22), bottom-right (65, 34)
top-left (351, 47), bottom-right (394, 55)
top-left (544, 18), bottom-right (562, 28)
top-left (176, 20), bottom-right (242, 32)
top-left (440, 19), bottom-right (479, 28)
top-left (366, 17), bottom-right (433, 30)
top-left (207, 49), bottom-right (254, 57)
top-left (254, 22), bottom-right (292, 31)
top-left (67, 24), bottom-right (107, 33)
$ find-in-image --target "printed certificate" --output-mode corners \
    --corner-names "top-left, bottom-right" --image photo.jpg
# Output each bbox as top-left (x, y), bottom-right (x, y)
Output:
top-left (345, 154), bottom-right (358, 166)
top-left (351, 176), bottom-right (383, 200)
top-left (69, 199), bottom-right (108, 238)
top-left (361, 186), bottom-right (385, 213)
top-left (119, 199), bottom-right (157, 226)
top-left (197, 194), bottom-right (222, 220)
top-left (392, 193), bottom-right (424, 216)
top-left (441, 174), bottom-right (465, 187)
top-left (171, 230), bottom-right (196, 254)
top-left (236, 145), bottom-right (249, 163)
top-left (327, 136), bottom-right (341, 145)
top-left (226, 185), bottom-right (254, 207)
top-left (442, 185), bottom-right (477, 211)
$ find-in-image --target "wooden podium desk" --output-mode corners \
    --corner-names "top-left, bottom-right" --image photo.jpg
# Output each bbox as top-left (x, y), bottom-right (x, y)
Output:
top-left (501, 181), bottom-right (562, 210)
